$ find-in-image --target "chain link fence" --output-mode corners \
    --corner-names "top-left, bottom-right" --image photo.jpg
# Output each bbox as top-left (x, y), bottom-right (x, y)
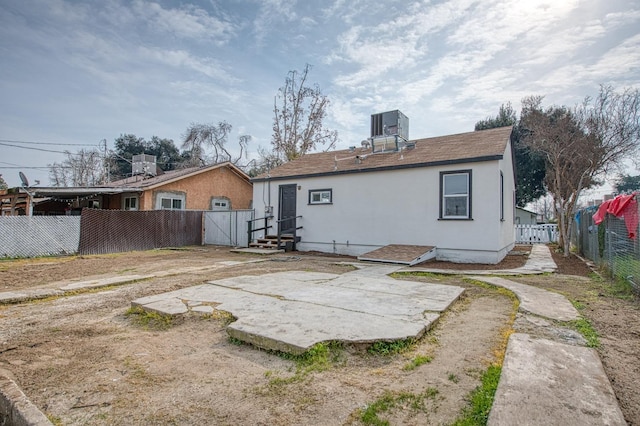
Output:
top-left (0, 216), bottom-right (81, 258)
top-left (574, 201), bottom-right (639, 292)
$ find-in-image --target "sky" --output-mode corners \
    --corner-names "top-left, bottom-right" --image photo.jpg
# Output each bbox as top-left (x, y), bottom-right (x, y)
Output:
top-left (1, 0), bottom-right (639, 192)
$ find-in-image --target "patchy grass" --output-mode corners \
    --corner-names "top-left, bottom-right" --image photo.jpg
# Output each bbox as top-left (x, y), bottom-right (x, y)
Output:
top-left (571, 300), bottom-right (586, 311)
top-left (359, 388), bottom-right (439, 425)
top-left (227, 336), bottom-right (244, 346)
top-left (201, 309), bottom-right (236, 325)
top-left (448, 373), bottom-right (460, 383)
top-left (367, 338), bottom-right (415, 356)
top-left (450, 365), bottom-right (502, 426)
top-left (402, 354), bottom-right (433, 371)
top-left (47, 414), bottom-right (64, 426)
top-left (258, 342), bottom-right (345, 391)
top-left (392, 271), bottom-right (450, 280)
top-left (125, 306), bottom-right (173, 330)
top-left (607, 276), bottom-right (637, 299)
top-left (568, 317), bottom-right (600, 348)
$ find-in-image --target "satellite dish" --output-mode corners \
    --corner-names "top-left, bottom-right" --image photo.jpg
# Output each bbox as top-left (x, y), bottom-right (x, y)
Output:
top-left (19, 171), bottom-right (29, 187)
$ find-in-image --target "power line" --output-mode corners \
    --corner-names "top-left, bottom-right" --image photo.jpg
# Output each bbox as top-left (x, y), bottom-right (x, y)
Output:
top-left (0, 138), bottom-right (98, 146)
top-left (0, 141), bottom-right (96, 155)
top-left (0, 166), bottom-right (73, 169)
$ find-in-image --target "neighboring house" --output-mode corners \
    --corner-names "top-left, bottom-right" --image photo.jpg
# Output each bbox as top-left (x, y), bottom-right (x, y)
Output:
top-left (1, 162), bottom-right (252, 215)
top-left (252, 123), bottom-right (516, 264)
top-left (515, 206), bottom-right (538, 225)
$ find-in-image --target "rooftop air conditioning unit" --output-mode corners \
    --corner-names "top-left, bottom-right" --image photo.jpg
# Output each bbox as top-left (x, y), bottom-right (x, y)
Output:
top-left (370, 110), bottom-right (409, 153)
top-left (371, 110), bottom-right (409, 140)
top-left (132, 154), bottom-right (157, 177)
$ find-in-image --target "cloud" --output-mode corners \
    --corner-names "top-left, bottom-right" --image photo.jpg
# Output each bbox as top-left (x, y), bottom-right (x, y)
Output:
top-left (252, 0), bottom-right (299, 43)
top-left (132, 0), bottom-right (237, 45)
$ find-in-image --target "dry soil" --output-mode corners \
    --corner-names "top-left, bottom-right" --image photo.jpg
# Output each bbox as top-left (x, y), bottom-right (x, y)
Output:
top-left (0, 246), bottom-right (637, 425)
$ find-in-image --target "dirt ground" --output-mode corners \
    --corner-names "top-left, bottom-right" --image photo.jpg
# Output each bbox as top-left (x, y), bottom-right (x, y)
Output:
top-left (0, 245), bottom-right (638, 425)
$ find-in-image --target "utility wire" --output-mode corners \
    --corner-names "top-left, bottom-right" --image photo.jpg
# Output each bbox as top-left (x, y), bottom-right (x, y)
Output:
top-left (0, 138), bottom-right (97, 146)
top-left (0, 166), bottom-right (73, 169)
top-left (0, 141), bottom-right (95, 155)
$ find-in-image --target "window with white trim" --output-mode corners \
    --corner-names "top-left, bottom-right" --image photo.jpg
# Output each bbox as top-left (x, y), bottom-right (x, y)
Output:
top-left (211, 197), bottom-right (230, 211)
top-left (155, 191), bottom-right (185, 210)
top-left (161, 198), bottom-right (182, 210)
top-left (309, 189), bottom-right (332, 204)
top-left (440, 170), bottom-right (472, 219)
top-left (123, 196), bottom-right (138, 211)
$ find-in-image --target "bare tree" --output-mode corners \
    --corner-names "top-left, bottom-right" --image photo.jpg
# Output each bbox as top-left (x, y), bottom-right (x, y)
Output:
top-left (521, 86), bottom-right (640, 256)
top-left (49, 149), bottom-right (105, 187)
top-left (272, 64), bottom-right (338, 161)
top-left (181, 121), bottom-right (249, 167)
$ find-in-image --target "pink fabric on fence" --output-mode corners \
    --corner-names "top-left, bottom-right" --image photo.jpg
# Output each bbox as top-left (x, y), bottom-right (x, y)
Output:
top-left (592, 193), bottom-right (638, 239)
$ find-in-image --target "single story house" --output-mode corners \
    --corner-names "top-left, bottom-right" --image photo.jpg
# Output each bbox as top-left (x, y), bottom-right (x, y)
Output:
top-left (1, 162), bottom-right (252, 215)
top-left (252, 125), bottom-right (516, 264)
top-left (515, 206), bottom-right (538, 225)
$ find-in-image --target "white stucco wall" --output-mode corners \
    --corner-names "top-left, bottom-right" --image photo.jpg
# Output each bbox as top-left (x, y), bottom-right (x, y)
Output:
top-left (253, 154), bottom-right (516, 263)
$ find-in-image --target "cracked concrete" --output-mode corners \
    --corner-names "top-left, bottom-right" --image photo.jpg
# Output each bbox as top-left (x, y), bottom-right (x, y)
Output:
top-left (132, 269), bottom-right (464, 354)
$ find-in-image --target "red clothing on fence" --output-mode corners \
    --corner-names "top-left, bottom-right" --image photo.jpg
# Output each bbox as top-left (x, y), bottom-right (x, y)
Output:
top-left (592, 193), bottom-right (638, 239)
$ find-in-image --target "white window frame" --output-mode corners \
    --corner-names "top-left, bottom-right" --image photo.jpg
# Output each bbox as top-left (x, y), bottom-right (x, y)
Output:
top-left (155, 192), bottom-right (185, 210)
top-left (211, 197), bottom-right (230, 211)
top-left (308, 189), bottom-right (332, 205)
top-left (123, 196), bottom-right (139, 211)
top-left (440, 170), bottom-right (472, 219)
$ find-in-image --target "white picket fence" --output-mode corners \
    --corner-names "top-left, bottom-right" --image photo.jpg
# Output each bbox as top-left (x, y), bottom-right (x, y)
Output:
top-left (515, 224), bottom-right (559, 244)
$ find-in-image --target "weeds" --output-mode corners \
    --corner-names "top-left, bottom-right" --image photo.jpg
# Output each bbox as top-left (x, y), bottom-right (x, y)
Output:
top-left (367, 338), bottom-right (415, 356)
top-left (47, 414), bottom-right (64, 426)
top-left (450, 365), bottom-right (502, 426)
top-left (262, 342), bottom-right (344, 390)
top-left (360, 388), bottom-right (439, 425)
top-left (448, 373), bottom-right (460, 383)
top-left (392, 271), bottom-right (449, 280)
top-left (125, 306), bottom-right (173, 330)
top-left (403, 354), bottom-right (433, 371)
top-left (568, 317), bottom-right (600, 348)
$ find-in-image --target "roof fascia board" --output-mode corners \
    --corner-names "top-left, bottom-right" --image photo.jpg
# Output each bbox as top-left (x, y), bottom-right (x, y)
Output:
top-left (143, 162), bottom-right (250, 190)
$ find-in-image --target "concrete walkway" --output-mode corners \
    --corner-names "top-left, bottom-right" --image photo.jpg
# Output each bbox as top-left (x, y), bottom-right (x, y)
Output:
top-left (461, 247), bottom-right (626, 425)
top-left (489, 333), bottom-right (626, 425)
top-left (0, 260), bottom-right (261, 305)
top-left (470, 275), bottom-right (580, 321)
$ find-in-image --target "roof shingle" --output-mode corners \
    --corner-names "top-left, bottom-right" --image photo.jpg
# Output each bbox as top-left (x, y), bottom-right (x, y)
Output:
top-left (254, 126), bottom-right (513, 181)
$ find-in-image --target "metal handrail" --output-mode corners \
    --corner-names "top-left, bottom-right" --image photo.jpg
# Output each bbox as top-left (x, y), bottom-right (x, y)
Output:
top-left (247, 214), bottom-right (303, 250)
top-left (247, 215), bottom-right (273, 246)
top-left (276, 215), bottom-right (302, 224)
top-left (276, 215), bottom-right (302, 250)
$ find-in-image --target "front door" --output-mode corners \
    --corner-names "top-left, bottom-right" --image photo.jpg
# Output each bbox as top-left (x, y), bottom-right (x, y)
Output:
top-left (278, 184), bottom-right (297, 234)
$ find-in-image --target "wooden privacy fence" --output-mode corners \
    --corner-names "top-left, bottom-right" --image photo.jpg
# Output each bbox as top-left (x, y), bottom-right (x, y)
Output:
top-left (79, 209), bottom-right (203, 255)
top-left (515, 224), bottom-right (558, 244)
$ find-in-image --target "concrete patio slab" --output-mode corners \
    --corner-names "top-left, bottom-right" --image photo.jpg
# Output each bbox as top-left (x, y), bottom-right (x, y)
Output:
top-left (489, 333), bottom-right (626, 426)
top-left (132, 269), bottom-right (464, 354)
